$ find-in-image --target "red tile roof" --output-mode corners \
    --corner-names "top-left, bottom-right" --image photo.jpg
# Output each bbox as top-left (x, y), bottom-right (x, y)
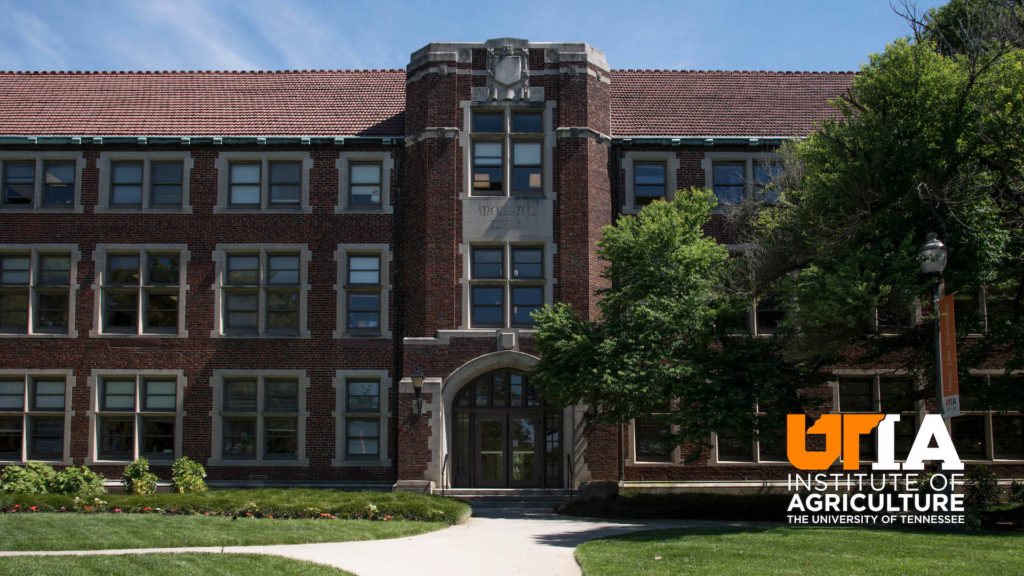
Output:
top-left (610, 70), bottom-right (855, 138)
top-left (0, 70), bottom-right (406, 137)
top-left (0, 69), bottom-right (854, 138)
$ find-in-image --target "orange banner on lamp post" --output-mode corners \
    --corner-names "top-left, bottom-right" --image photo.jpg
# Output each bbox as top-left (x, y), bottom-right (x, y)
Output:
top-left (939, 294), bottom-right (960, 417)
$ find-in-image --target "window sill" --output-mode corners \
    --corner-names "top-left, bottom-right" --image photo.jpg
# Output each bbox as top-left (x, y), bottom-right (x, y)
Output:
top-left (0, 332), bottom-right (76, 338)
top-left (207, 458), bottom-right (310, 467)
top-left (213, 207), bottom-right (313, 215)
top-left (332, 458), bottom-right (392, 468)
top-left (211, 332), bottom-right (311, 339)
top-left (87, 457), bottom-right (176, 466)
top-left (334, 206), bottom-right (394, 215)
top-left (0, 458), bottom-right (71, 465)
top-left (0, 206), bottom-right (84, 214)
top-left (95, 207), bottom-right (194, 215)
top-left (89, 332), bottom-right (189, 339)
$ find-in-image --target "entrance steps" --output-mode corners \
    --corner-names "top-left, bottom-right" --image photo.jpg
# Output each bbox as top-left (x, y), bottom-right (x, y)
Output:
top-left (436, 488), bottom-right (573, 514)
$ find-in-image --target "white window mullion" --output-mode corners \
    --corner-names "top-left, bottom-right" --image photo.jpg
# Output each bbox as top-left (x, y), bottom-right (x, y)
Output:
top-left (255, 376), bottom-right (265, 463)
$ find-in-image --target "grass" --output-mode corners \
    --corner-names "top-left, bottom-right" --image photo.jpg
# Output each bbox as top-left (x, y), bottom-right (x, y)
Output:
top-left (0, 488), bottom-right (470, 523)
top-left (0, 513), bottom-right (445, 551)
top-left (0, 553), bottom-right (353, 576)
top-left (575, 526), bottom-right (1024, 576)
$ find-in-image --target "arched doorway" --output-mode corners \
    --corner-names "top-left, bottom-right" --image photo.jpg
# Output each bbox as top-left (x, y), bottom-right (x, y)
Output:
top-left (451, 369), bottom-right (562, 488)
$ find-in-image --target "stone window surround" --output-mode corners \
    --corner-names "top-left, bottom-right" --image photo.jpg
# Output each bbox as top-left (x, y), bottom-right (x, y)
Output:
top-left (84, 369), bottom-right (186, 465)
top-left (210, 243), bottom-right (312, 339)
top-left (622, 151), bottom-right (680, 214)
top-left (0, 244), bottom-right (81, 338)
top-left (0, 152), bottom-right (85, 213)
top-left (702, 151), bottom-right (781, 212)
top-left (335, 152), bottom-right (394, 214)
top-left (952, 370), bottom-right (1024, 463)
top-left (709, 403), bottom-right (788, 466)
top-left (96, 151), bottom-right (194, 213)
top-left (458, 100), bottom-right (556, 200)
top-left (214, 152), bottom-right (313, 214)
top-left (458, 241), bottom-right (555, 331)
top-left (629, 412), bottom-right (682, 466)
top-left (208, 369), bottom-right (310, 467)
top-left (333, 244), bottom-right (392, 339)
top-left (90, 244), bottom-right (190, 338)
top-left (0, 369), bottom-right (75, 465)
top-left (332, 369), bottom-right (392, 467)
top-left (829, 369), bottom-right (924, 466)
top-left (717, 246), bottom-right (784, 337)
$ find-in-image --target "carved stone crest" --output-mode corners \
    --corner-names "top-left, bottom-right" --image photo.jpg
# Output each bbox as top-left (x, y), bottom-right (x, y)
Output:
top-left (486, 44), bottom-right (529, 101)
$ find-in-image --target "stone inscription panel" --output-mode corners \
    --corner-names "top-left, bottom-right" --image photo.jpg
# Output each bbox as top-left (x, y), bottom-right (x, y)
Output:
top-left (462, 196), bottom-right (552, 241)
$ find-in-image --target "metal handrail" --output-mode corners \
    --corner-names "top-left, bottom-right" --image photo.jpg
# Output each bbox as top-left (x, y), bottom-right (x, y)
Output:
top-left (566, 454), bottom-right (575, 500)
top-left (441, 453), bottom-right (450, 498)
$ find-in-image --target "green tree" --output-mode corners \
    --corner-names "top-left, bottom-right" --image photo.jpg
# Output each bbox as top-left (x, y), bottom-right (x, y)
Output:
top-left (532, 190), bottom-right (825, 457)
top-left (752, 4), bottom-right (1024, 406)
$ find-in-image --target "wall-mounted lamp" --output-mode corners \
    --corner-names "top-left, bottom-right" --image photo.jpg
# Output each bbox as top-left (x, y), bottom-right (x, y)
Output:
top-left (411, 367), bottom-right (425, 415)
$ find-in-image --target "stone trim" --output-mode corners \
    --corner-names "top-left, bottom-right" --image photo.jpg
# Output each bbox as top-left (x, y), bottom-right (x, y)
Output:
top-left (96, 151), bottom-right (194, 213)
top-left (90, 244), bottom-right (190, 338)
top-left (207, 369), bottom-right (310, 467)
top-left (213, 152), bottom-right (313, 214)
top-left (0, 369), bottom-right (75, 465)
top-left (622, 151), bottom-right (680, 214)
top-left (0, 151), bottom-right (85, 213)
top-left (84, 369), bottom-right (186, 465)
top-left (333, 244), bottom-right (392, 339)
top-left (332, 369), bottom-right (392, 467)
top-left (335, 152), bottom-right (395, 214)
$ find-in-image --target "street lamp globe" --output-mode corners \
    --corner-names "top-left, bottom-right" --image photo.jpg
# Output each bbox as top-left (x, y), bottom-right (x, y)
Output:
top-left (918, 232), bottom-right (948, 276)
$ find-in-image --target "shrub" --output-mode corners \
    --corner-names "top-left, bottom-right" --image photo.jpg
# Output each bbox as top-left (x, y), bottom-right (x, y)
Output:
top-left (964, 465), bottom-right (1001, 507)
top-left (1009, 480), bottom-right (1024, 504)
top-left (122, 458), bottom-right (159, 496)
top-left (53, 466), bottom-right (106, 496)
top-left (171, 457), bottom-right (207, 494)
top-left (0, 462), bottom-right (57, 494)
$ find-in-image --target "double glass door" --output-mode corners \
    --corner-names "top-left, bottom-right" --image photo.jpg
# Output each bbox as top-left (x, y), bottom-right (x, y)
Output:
top-left (452, 370), bottom-right (562, 488)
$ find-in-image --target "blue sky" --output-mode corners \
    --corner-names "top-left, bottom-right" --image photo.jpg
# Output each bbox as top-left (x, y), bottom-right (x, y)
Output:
top-left (0, 0), bottom-right (945, 72)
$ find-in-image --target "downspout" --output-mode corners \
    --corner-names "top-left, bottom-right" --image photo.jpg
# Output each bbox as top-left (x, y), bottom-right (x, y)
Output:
top-left (391, 145), bottom-right (403, 487)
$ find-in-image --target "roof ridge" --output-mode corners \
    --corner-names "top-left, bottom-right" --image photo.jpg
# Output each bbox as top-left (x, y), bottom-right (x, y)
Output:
top-left (611, 69), bottom-right (857, 75)
top-left (0, 69), bottom-right (406, 75)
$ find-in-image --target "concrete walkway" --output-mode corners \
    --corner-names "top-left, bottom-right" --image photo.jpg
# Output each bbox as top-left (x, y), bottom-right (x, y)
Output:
top-left (0, 510), bottom-right (740, 575)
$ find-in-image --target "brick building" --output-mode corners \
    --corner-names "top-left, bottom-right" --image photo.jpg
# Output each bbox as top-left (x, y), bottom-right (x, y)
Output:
top-left (0, 38), bottom-right (1019, 493)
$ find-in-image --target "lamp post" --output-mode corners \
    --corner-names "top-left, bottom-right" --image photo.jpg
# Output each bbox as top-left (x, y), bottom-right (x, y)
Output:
top-left (918, 232), bottom-right (948, 421)
top-left (411, 367), bottom-right (425, 415)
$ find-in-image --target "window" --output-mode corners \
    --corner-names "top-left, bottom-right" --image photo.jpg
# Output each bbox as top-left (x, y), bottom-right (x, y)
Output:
top-left (345, 380), bottom-right (380, 460)
top-left (3, 161), bottom-right (34, 205)
top-left (215, 245), bottom-right (310, 338)
top-left (468, 244), bottom-right (546, 328)
top-left (0, 154), bottom-right (82, 210)
top-left (0, 246), bottom-right (78, 336)
top-left (469, 109), bottom-right (546, 197)
top-left (349, 163), bottom-right (382, 207)
top-left (212, 371), bottom-right (308, 465)
top-left (216, 154), bottom-right (311, 212)
top-left (951, 375), bottom-right (1024, 461)
top-left (269, 162), bottom-right (301, 207)
top-left (0, 374), bottom-right (70, 463)
top-left (346, 255), bottom-right (381, 335)
top-left (837, 375), bottom-right (919, 463)
top-left (623, 152), bottom-right (679, 213)
top-left (89, 372), bottom-right (183, 463)
top-left (94, 246), bottom-right (186, 336)
top-left (336, 153), bottom-right (394, 213)
top-left (715, 405), bottom-right (787, 464)
top-left (633, 163), bottom-right (666, 207)
top-left (634, 401), bottom-right (674, 463)
top-left (335, 245), bottom-right (391, 339)
top-left (111, 161), bottom-right (144, 206)
top-left (98, 154), bottom-right (191, 211)
top-left (333, 370), bottom-right (390, 466)
top-left (703, 153), bottom-right (782, 208)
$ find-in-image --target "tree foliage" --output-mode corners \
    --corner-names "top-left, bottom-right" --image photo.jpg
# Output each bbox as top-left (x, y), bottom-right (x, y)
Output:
top-left (752, 1), bottom-right (1024, 405)
top-left (532, 191), bottom-right (826, 457)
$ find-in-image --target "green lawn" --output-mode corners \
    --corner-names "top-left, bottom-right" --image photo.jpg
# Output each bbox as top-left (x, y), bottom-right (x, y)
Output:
top-left (0, 514), bottom-right (443, 551)
top-left (575, 526), bottom-right (1024, 576)
top-left (0, 553), bottom-right (352, 576)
